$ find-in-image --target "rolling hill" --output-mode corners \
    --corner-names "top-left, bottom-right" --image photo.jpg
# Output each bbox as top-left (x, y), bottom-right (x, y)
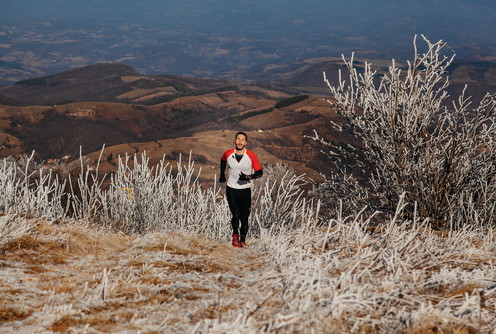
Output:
top-left (82, 94), bottom-right (352, 183)
top-left (0, 63), bottom-right (291, 158)
top-left (0, 59), bottom-right (494, 184)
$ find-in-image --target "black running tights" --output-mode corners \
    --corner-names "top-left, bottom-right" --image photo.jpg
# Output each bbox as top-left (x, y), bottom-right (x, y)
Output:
top-left (226, 186), bottom-right (251, 241)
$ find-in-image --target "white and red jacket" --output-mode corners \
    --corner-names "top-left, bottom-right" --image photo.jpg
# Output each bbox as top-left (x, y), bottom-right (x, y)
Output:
top-left (221, 148), bottom-right (262, 189)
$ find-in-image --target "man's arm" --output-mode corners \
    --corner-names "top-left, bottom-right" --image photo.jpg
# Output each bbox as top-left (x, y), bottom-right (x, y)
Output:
top-left (250, 169), bottom-right (263, 179)
top-left (219, 158), bottom-right (227, 183)
top-left (239, 169), bottom-right (263, 181)
top-left (244, 149), bottom-right (263, 180)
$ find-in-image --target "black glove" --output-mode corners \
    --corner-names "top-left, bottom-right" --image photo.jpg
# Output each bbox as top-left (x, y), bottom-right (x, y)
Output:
top-left (238, 172), bottom-right (251, 181)
top-left (219, 174), bottom-right (226, 183)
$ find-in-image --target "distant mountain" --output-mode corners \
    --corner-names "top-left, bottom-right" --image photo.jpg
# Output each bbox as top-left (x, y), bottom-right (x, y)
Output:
top-left (244, 58), bottom-right (496, 103)
top-left (0, 92), bottom-right (20, 106)
top-left (1, 57), bottom-right (495, 106)
top-left (0, 59), bottom-right (494, 183)
top-left (0, 63), bottom-right (295, 159)
top-left (0, 63), bottom-right (294, 106)
top-left (0, 63), bottom-right (139, 106)
top-left (447, 60), bottom-right (496, 103)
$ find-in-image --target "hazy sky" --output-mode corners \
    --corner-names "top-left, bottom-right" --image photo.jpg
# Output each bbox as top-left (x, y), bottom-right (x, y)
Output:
top-left (1, 0), bottom-right (495, 80)
top-left (2, 0), bottom-right (494, 46)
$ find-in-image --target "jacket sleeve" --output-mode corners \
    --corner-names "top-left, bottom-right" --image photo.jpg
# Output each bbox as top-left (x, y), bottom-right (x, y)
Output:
top-left (245, 149), bottom-right (262, 180)
top-left (250, 168), bottom-right (263, 180)
top-left (246, 149), bottom-right (262, 172)
top-left (220, 158), bottom-right (227, 179)
top-left (219, 150), bottom-right (231, 182)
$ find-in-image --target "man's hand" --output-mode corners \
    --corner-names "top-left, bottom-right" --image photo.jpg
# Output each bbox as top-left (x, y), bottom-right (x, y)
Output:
top-left (219, 175), bottom-right (226, 183)
top-left (238, 172), bottom-right (251, 181)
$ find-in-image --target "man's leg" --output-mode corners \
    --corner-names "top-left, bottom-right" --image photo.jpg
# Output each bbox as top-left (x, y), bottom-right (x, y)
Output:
top-left (226, 186), bottom-right (242, 247)
top-left (239, 188), bottom-right (252, 243)
top-left (226, 186), bottom-right (240, 234)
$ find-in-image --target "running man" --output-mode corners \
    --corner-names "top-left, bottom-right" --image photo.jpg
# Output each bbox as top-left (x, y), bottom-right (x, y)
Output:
top-left (219, 132), bottom-right (263, 247)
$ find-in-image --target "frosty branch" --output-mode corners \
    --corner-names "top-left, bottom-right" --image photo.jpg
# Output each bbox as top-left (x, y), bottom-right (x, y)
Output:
top-left (316, 35), bottom-right (496, 228)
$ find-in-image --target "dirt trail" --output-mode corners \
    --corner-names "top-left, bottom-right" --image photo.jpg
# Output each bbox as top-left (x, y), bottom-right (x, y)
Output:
top-left (0, 219), bottom-right (269, 333)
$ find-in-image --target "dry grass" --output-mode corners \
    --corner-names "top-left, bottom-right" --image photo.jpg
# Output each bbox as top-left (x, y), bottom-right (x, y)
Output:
top-left (0, 218), bottom-right (265, 333)
top-left (0, 217), bottom-right (495, 333)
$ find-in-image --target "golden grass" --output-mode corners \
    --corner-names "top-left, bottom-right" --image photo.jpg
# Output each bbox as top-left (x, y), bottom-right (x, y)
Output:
top-left (446, 284), bottom-right (483, 298)
top-left (48, 315), bottom-right (79, 333)
top-left (0, 235), bottom-right (68, 265)
top-left (0, 307), bottom-right (32, 323)
top-left (1, 217), bottom-right (494, 333)
top-left (406, 316), bottom-right (478, 334)
top-left (49, 312), bottom-right (140, 333)
top-left (23, 264), bottom-right (50, 274)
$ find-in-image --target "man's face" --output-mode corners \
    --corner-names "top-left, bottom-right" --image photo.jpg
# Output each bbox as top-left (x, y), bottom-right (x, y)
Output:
top-left (235, 134), bottom-right (247, 151)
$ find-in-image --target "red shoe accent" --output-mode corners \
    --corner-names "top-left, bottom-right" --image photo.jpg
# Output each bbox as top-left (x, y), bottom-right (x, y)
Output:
top-left (232, 234), bottom-right (241, 248)
top-left (241, 241), bottom-right (247, 248)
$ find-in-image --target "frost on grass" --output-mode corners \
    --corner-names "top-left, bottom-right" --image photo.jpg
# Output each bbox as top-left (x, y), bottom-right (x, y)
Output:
top-left (1, 205), bottom-right (495, 333)
top-left (0, 150), bottom-right (314, 240)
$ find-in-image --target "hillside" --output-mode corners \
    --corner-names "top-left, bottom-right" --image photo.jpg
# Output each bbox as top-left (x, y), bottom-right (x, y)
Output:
top-left (0, 91), bottom-right (278, 160)
top-left (0, 63), bottom-right (291, 106)
top-left (83, 95), bottom-right (354, 183)
top-left (0, 59), bottom-right (494, 182)
top-left (0, 63), bottom-right (296, 160)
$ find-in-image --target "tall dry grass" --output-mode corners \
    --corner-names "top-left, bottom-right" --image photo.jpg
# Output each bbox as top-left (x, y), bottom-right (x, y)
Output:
top-left (0, 151), bottom-right (316, 243)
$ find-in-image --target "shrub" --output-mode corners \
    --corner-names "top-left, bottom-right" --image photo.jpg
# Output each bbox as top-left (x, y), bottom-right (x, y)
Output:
top-left (15, 76), bottom-right (56, 86)
top-left (314, 35), bottom-right (496, 228)
top-left (0, 152), bottom-right (67, 218)
top-left (226, 108), bottom-right (272, 122)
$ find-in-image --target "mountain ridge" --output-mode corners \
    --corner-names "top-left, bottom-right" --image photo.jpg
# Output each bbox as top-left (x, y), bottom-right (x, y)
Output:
top-left (0, 60), bottom-right (494, 183)
top-left (2, 58), bottom-right (495, 106)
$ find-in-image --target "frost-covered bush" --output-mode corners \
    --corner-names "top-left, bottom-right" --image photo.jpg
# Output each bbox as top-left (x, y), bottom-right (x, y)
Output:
top-left (0, 150), bottom-right (317, 239)
top-left (316, 35), bottom-right (496, 228)
top-left (97, 152), bottom-right (229, 237)
top-left (95, 154), bottom-right (317, 238)
top-left (251, 162), bottom-right (319, 233)
top-left (0, 152), bottom-right (67, 218)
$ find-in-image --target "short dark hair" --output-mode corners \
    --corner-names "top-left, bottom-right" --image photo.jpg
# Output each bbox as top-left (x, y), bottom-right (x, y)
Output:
top-left (235, 131), bottom-right (248, 141)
